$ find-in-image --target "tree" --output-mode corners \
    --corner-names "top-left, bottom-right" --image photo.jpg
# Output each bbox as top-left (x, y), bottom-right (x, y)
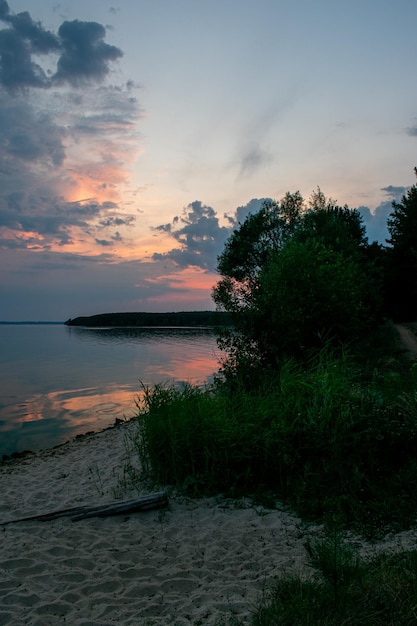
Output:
top-left (213, 193), bottom-right (304, 376)
top-left (252, 238), bottom-right (378, 363)
top-left (213, 191), bottom-right (384, 378)
top-left (385, 169), bottom-right (417, 321)
top-left (217, 193), bottom-right (304, 281)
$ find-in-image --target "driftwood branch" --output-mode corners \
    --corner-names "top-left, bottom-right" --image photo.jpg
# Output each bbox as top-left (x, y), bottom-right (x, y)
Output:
top-left (1, 492), bottom-right (168, 525)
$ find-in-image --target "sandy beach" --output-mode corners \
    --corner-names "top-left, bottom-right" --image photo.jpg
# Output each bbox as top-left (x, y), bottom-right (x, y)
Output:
top-left (1, 421), bottom-right (417, 626)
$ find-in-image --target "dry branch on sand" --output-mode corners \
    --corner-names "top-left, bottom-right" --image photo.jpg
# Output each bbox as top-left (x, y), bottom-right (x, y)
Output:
top-left (0, 492), bottom-right (168, 525)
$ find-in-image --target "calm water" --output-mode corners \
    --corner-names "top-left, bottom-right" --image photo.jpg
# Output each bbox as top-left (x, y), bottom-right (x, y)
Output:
top-left (0, 324), bottom-right (221, 458)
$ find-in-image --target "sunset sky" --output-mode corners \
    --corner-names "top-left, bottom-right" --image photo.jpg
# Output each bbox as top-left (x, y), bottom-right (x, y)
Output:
top-left (1, 0), bottom-right (417, 321)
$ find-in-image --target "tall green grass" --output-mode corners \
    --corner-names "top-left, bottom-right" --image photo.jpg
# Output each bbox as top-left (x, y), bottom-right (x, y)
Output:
top-left (131, 342), bottom-right (417, 533)
top-left (248, 530), bottom-right (417, 625)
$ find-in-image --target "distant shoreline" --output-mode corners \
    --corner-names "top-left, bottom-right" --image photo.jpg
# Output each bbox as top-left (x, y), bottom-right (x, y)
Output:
top-left (0, 321), bottom-right (63, 325)
top-left (64, 310), bottom-right (232, 327)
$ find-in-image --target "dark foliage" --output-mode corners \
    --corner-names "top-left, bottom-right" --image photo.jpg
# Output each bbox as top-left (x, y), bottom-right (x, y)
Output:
top-left (213, 192), bottom-right (384, 377)
top-left (65, 310), bottom-right (232, 327)
top-left (385, 169), bottom-right (417, 321)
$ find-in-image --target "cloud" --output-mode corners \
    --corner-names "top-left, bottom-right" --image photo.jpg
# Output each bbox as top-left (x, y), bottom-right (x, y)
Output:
top-left (0, 1), bottom-right (59, 51)
top-left (153, 198), bottom-right (271, 272)
top-left (95, 238), bottom-right (114, 247)
top-left (234, 93), bottom-right (300, 180)
top-left (0, 2), bottom-right (122, 92)
top-left (0, 5), bottom-right (141, 257)
top-left (358, 203), bottom-right (391, 244)
top-left (357, 183), bottom-right (410, 243)
top-left (154, 191), bottom-right (403, 271)
top-left (0, 94), bottom-right (65, 167)
top-left (381, 185), bottom-right (408, 199)
top-left (152, 201), bottom-right (232, 271)
top-left (358, 182), bottom-right (410, 244)
top-left (98, 216), bottom-right (135, 228)
top-left (0, 1), bottom-right (60, 91)
top-left (0, 4), bottom-right (220, 320)
top-left (238, 144), bottom-right (272, 179)
top-left (55, 20), bottom-right (123, 86)
top-left (0, 196), bottom-right (105, 248)
top-left (232, 198), bottom-right (270, 225)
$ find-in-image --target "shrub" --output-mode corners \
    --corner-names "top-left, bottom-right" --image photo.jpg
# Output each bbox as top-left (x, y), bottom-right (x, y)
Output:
top-left (131, 347), bottom-right (417, 532)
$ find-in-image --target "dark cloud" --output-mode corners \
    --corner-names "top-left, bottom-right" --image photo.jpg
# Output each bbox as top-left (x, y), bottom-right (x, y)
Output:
top-left (99, 216), bottom-right (135, 228)
top-left (0, 94), bottom-right (66, 167)
top-left (154, 222), bottom-right (171, 233)
top-left (0, 3), bottom-right (122, 92)
top-left (0, 1), bottom-right (138, 254)
top-left (0, 27), bottom-right (51, 90)
top-left (153, 199), bottom-right (271, 272)
top-left (0, 2), bottom-right (59, 91)
top-left (63, 201), bottom-right (102, 218)
top-left (0, 1), bottom-right (58, 46)
top-left (0, 192), bottom-right (135, 250)
top-left (381, 185), bottom-right (408, 199)
top-left (0, 198), bottom-right (88, 247)
top-left (55, 20), bottom-right (122, 86)
top-left (406, 126), bottom-right (417, 137)
top-left (111, 231), bottom-right (123, 242)
top-left (152, 201), bottom-right (231, 271)
top-left (0, 100), bottom-right (139, 249)
top-left (4, 8), bottom-right (60, 53)
top-left (0, 5), bottom-right (149, 320)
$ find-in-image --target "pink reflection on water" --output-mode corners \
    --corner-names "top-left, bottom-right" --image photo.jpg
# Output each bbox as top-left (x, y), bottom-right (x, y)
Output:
top-left (4, 351), bottom-right (220, 428)
top-left (144, 354), bottom-right (220, 382)
top-left (14, 385), bottom-right (137, 428)
top-left (0, 329), bottom-right (223, 455)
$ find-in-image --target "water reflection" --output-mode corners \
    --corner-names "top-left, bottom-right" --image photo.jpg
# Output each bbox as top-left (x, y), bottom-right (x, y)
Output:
top-left (66, 325), bottom-right (217, 344)
top-left (0, 326), bottom-right (221, 457)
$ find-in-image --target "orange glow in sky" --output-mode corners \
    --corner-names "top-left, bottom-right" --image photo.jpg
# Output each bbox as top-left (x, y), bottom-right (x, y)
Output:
top-left (143, 267), bottom-right (217, 306)
top-left (145, 267), bottom-right (216, 290)
top-left (1, 0), bottom-right (415, 322)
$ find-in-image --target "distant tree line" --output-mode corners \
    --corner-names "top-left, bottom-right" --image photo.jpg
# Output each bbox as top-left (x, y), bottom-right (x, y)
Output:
top-left (65, 311), bottom-right (232, 327)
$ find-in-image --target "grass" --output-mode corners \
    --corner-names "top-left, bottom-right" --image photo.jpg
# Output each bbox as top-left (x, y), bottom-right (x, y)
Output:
top-left (252, 552), bottom-right (417, 626)
top-left (125, 321), bottom-right (417, 623)
top-left (217, 524), bottom-right (417, 625)
top-left (130, 325), bottom-right (417, 534)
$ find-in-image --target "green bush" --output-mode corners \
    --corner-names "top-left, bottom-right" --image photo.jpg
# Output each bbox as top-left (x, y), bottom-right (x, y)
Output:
top-left (213, 193), bottom-right (384, 375)
top-left (132, 346), bottom-right (417, 532)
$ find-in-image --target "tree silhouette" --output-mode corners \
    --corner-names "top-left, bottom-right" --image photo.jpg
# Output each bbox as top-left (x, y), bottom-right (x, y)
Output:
top-left (385, 168), bottom-right (417, 321)
top-left (213, 193), bottom-right (383, 378)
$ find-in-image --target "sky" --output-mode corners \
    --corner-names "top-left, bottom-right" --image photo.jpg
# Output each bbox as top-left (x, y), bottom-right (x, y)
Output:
top-left (1, 0), bottom-right (416, 321)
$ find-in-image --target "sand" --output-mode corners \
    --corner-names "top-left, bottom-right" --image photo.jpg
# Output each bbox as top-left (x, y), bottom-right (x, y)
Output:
top-left (1, 422), bottom-right (417, 626)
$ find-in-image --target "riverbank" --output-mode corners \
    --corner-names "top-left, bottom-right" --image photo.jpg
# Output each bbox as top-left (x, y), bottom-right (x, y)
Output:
top-left (1, 422), bottom-right (417, 625)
